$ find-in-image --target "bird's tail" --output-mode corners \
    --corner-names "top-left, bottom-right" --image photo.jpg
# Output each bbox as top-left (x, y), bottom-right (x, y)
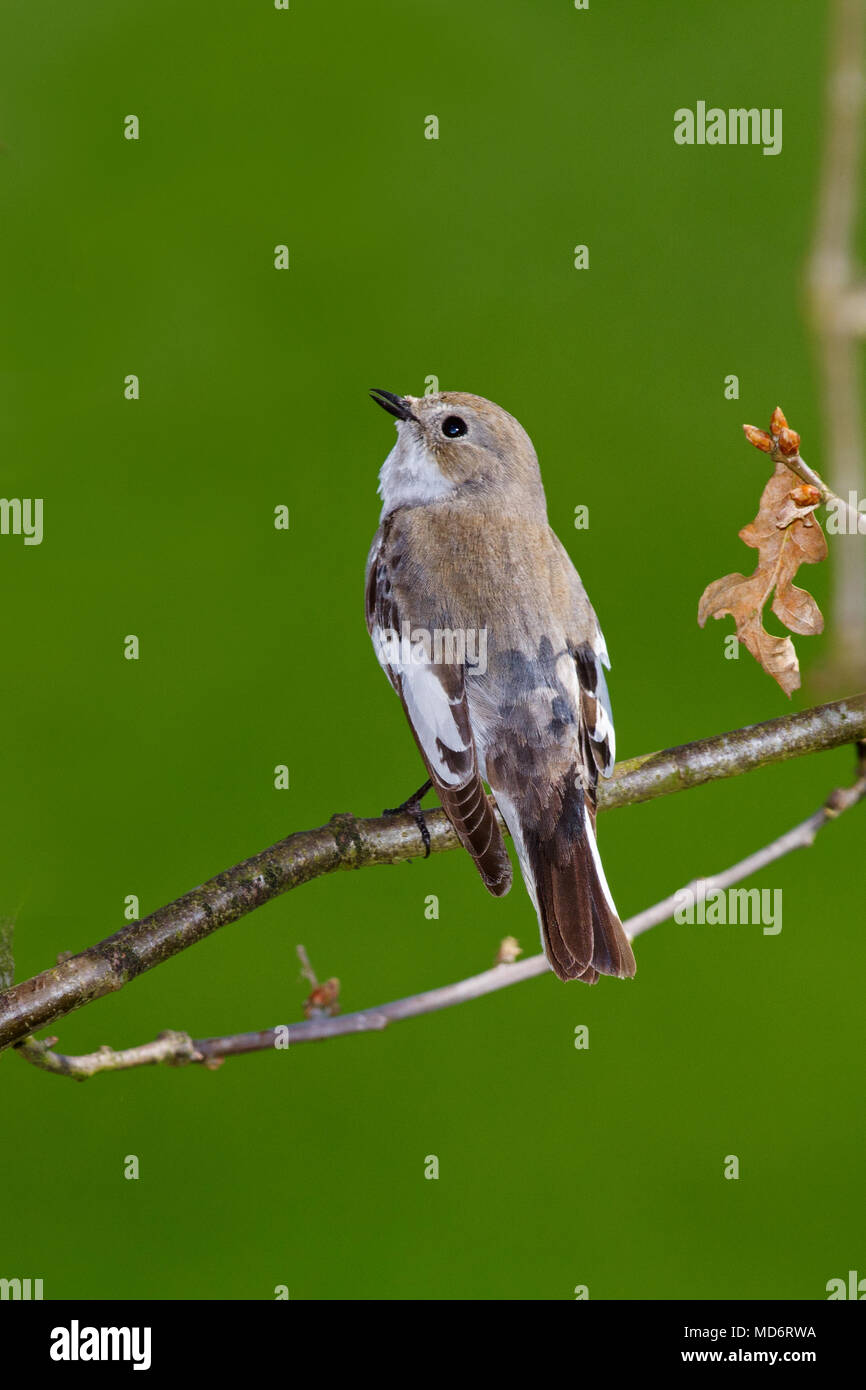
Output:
top-left (496, 784), bottom-right (635, 984)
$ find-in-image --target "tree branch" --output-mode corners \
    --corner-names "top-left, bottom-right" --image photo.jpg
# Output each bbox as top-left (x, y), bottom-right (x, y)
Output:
top-left (1, 694), bottom-right (864, 1056)
top-left (16, 744), bottom-right (865, 1078)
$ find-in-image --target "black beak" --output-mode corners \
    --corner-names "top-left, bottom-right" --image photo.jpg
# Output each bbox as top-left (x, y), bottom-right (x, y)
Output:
top-left (370, 388), bottom-right (416, 422)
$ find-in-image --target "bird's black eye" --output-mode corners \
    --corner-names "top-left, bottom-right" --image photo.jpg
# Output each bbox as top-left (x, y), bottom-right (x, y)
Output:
top-left (441, 415), bottom-right (467, 438)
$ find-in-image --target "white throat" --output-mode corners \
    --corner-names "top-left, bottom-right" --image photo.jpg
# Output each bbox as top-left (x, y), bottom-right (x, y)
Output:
top-left (378, 423), bottom-right (454, 518)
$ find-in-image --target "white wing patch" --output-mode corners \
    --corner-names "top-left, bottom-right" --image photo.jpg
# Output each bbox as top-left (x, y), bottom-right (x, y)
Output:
top-left (572, 628), bottom-right (615, 776)
top-left (372, 625), bottom-right (469, 786)
top-left (591, 659), bottom-right (615, 772)
top-left (590, 683), bottom-right (615, 771)
top-left (591, 625), bottom-right (615, 769)
top-left (550, 642), bottom-right (615, 776)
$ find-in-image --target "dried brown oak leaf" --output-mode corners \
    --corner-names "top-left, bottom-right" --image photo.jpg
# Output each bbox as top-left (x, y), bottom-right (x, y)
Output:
top-left (698, 460), bottom-right (827, 696)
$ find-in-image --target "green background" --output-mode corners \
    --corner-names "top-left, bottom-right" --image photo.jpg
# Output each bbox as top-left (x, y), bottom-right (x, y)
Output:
top-left (1, 0), bottom-right (863, 1300)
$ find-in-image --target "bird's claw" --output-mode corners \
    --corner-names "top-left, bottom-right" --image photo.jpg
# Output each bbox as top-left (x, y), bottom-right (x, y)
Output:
top-left (383, 780), bottom-right (433, 858)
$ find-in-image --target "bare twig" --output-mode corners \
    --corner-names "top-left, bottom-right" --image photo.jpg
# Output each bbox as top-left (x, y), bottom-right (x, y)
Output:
top-left (296, 945), bottom-right (318, 990)
top-left (17, 746), bottom-right (865, 1078)
top-left (1, 695), bottom-right (864, 1056)
top-left (15, 1030), bottom-right (203, 1078)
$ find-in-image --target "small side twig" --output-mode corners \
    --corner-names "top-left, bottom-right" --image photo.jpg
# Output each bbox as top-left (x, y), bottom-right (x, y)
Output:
top-left (744, 406), bottom-right (863, 531)
top-left (18, 746), bottom-right (865, 1079)
top-left (16, 1029), bottom-right (205, 1079)
top-left (296, 945), bottom-right (318, 990)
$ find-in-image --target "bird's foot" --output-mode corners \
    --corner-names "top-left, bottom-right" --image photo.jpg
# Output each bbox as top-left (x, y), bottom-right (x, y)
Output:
top-left (383, 779), bottom-right (434, 858)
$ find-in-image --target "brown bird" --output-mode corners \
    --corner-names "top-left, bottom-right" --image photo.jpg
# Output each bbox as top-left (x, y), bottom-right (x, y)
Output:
top-left (366, 389), bottom-right (635, 984)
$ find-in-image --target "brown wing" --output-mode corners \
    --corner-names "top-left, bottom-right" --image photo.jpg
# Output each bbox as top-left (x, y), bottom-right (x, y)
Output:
top-left (365, 527), bottom-right (512, 896)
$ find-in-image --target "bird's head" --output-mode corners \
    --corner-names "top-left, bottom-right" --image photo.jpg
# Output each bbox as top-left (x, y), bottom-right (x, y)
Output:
top-left (370, 389), bottom-right (546, 518)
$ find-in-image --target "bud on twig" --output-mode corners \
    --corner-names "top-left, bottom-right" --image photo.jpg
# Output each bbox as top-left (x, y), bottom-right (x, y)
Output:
top-left (778, 427), bottom-right (801, 456)
top-left (743, 424), bottom-right (773, 453)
